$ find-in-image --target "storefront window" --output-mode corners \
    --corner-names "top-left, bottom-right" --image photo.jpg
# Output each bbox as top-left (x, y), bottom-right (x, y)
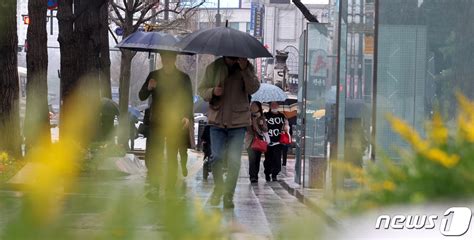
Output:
top-left (374, 0), bottom-right (474, 159)
top-left (335, 0), bottom-right (375, 191)
top-left (300, 23), bottom-right (337, 188)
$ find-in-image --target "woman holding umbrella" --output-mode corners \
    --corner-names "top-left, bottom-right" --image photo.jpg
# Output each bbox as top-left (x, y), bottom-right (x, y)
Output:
top-left (264, 102), bottom-right (289, 182)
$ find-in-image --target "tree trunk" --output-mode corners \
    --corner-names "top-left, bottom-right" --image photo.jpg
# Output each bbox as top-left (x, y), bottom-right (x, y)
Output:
top-left (58, 0), bottom-right (79, 137)
top-left (100, 1), bottom-right (111, 99)
top-left (118, 50), bottom-right (134, 148)
top-left (75, 1), bottom-right (101, 92)
top-left (117, 14), bottom-right (136, 148)
top-left (24, 0), bottom-right (50, 149)
top-left (0, 0), bottom-right (21, 156)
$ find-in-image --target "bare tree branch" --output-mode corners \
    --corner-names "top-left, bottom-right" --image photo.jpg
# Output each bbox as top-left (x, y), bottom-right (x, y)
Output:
top-left (132, 0), bottom-right (141, 11)
top-left (110, 1), bottom-right (126, 12)
top-left (123, 0), bottom-right (130, 12)
top-left (110, 1), bottom-right (126, 24)
top-left (135, 3), bottom-right (157, 26)
top-left (108, 26), bottom-right (120, 44)
top-left (110, 17), bottom-right (122, 27)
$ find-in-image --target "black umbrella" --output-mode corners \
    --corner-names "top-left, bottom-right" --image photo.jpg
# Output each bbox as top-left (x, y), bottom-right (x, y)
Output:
top-left (176, 26), bottom-right (272, 58)
top-left (116, 31), bottom-right (194, 54)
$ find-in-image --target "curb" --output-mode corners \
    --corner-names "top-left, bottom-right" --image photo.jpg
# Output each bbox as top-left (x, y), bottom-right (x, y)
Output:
top-left (279, 178), bottom-right (340, 227)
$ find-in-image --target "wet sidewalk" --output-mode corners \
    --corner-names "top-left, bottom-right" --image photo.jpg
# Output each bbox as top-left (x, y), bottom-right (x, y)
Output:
top-left (0, 150), bottom-right (327, 239)
top-left (181, 150), bottom-right (326, 238)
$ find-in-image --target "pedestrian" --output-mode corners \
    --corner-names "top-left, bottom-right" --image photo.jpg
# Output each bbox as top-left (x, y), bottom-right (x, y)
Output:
top-left (198, 56), bottom-right (260, 208)
top-left (139, 51), bottom-right (194, 199)
top-left (264, 102), bottom-right (288, 181)
top-left (245, 101), bottom-right (268, 183)
top-left (129, 113), bottom-right (139, 151)
top-left (200, 124), bottom-right (212, 179)
top-left (281, 116), bottom-right (296, 166)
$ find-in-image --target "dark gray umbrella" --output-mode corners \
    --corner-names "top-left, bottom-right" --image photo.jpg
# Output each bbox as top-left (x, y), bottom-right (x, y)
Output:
top-left (176, 27), bottom-right (272, 58)
top-left (116, 31), bottom-right (194, 54)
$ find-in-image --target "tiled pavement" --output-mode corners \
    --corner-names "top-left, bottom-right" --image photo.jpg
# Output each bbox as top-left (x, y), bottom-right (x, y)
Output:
top-left (0, 150), bottom-right (327, 239)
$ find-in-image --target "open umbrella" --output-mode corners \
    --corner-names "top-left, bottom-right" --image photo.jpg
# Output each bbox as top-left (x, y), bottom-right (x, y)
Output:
top-left (176, 26), bottom-right (272, 58)
top-left (262, 95), bottom-right (298, 118)
top-left (251, 83), bottom-right (288, 103)
top-left (116, 31), bottom-right (194, 54)
top-left (277, 94), bottom-right (298, 112)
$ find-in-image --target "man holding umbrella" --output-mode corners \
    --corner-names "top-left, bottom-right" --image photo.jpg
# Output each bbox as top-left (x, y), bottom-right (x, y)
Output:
top-left (139, 51), bottom-right (193, 198)
top-left (179, 23), bottom-right (270, 208)
top-left (198, 57), bottom-right (260, 208)
top-left (118, 30), bottom-right (195, 199)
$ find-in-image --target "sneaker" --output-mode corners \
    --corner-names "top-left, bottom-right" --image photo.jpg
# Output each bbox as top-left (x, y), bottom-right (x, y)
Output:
top-left (223, 195), bottom-right (234, 209)
top-left (272, 175), bottom-right (278, 181)
top-left (209, 191), bottom-right (222, 206)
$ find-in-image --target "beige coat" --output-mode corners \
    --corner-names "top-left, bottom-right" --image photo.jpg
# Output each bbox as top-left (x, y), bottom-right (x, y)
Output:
top-left (245, 114), bottom-right (268, 149)
top-left (198, 58), bottom-right (260, 129)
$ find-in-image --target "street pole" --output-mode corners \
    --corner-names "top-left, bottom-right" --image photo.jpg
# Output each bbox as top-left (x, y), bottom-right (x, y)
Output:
top-left (195, 55), bottom-right (199, 94)
top-left (164, 0), bottom-right (170, 21)
top-left (149, 8), bottom-right (157, 73)
top-left (50, 9), bottom-right (54, 35)
top-left (215, 0), bottom-right (221, 27)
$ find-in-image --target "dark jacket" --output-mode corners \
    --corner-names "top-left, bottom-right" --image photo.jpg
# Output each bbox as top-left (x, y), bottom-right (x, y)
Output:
top-left (265, 111), bottom-right (287, 145)
top-left (139, 67), bottom-right (193, 136)
top-left (198, 58), bottom-right (260, 129)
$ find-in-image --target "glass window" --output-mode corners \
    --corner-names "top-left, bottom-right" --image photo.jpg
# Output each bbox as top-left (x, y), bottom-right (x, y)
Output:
top-left (228, 22), bottom-right (240, 30)
top-left (374, 0), bottom-right (474, 159)
top-left (337, 0), bottom-right (375, 181)
top-left (301, 23), bottom-right (337, 188)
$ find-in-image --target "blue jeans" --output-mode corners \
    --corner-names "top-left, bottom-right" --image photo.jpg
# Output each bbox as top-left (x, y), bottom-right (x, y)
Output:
top-left (210, 126), bottom-right (246, 198)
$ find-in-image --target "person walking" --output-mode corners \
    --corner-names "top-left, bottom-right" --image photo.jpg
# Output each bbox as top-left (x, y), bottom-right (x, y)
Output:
top-left (139, 51), bottom-right (193, 199)
top-left (198, 56), bottom-right (260, 208)
top-left (245, 101), bottom-right (268, 183)
top-left (281, 116), bottom-right (295, 166)
top-left (264, 102), bottom-right (288, 181)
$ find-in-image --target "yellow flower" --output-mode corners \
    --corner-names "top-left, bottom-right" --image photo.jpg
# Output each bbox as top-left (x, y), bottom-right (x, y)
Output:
top-left (423, 148), bottom-right (460, 168)
top-left (332, 162), bottom-right (365, 180)
top-left (430, 112), bottom-right (448, 145)
top-left (382, 181), bottom-right (396, 191)
top-left (458, 116), bottom-right (474, 143)
top-left (368, 180), bottom-right (396, 192)
top-left (457, 93), bottom-right (474, 119)
top-left (0, 152), bottom-right (8, 162)
top-left (388, 115), bottom-right (429, 152)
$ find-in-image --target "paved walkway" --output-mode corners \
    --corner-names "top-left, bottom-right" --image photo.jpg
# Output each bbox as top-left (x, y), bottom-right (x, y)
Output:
top-left (182, 150), bottom-right (324, 238)
top-left (0, 150), bottom-right (326, 239)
